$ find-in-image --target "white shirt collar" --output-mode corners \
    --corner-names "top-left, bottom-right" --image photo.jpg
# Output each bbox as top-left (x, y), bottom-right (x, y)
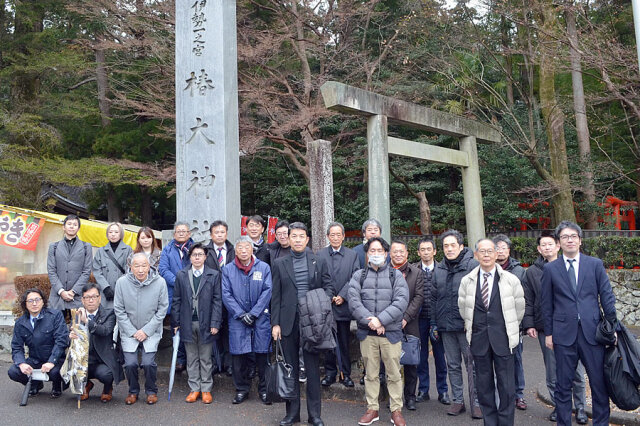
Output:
top-left (563, 252), bottom-right (580, 263)
top-left (421, 261), bottom-right (435, 271)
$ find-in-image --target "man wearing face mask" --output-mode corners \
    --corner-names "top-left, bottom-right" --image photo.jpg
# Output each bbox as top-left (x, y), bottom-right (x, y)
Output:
top-left (349, 237), bottom-right (409, 426)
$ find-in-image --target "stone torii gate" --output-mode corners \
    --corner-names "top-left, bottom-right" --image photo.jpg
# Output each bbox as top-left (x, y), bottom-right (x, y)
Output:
top-left (320, 82), bottom-right (501, 248)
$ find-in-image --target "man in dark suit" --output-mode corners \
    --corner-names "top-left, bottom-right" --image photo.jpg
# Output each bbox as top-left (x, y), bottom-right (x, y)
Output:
top-left (541, 221), bottom-right (617, 426)
top-left (318, 222), bottom-right (359, 388)
top-left (73, 283), bottom-right (124, 402)
top-left (204, 220), bottom-right (235, 376)
top-left (271, 222), bottom-right (334, 426)
top-left (171, 243), bottom-right (222, 404)
top-left (458, 239), bottom-right (525, 426)
top-left (246, 215), bottom-right (270, 264)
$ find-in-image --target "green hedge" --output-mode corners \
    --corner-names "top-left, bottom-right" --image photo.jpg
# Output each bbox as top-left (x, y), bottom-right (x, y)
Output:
top-left (346, 236), bottom-right (640, 268)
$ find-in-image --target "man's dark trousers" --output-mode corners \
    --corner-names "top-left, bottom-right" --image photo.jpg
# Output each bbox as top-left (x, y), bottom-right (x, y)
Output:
top-left (8, 357), bottom-right (64, 391)
top-left (281, 315), bottom-right (321, 420)
top-left (417, 317), bottom-right (447, 395)
top-left (554, 324), bottom-right (608, 426)
top-left (471, 277), bottom-right (515, 426)
top-left (324, 319), bottom-right (351, 379)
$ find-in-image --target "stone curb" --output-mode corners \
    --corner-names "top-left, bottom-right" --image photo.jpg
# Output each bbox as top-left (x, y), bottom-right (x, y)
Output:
top-left (537, 383), bottom-right (640, 426)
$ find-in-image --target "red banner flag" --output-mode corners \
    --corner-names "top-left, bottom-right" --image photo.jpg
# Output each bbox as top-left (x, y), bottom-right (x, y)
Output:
top-left (240, 216), bottom-right (248, 236)
top-left (0, 210), bottom-right (45, 251)
top-left (267, 216), bottom-right (279, 243)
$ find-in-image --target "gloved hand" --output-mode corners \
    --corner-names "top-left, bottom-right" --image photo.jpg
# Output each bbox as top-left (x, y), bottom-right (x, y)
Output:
top-left (430, 325), bottom-right (440, 342)
top-left (103, 286), bottom-right (114, 301)
top-left (241, 313), bottom-right (255, 327)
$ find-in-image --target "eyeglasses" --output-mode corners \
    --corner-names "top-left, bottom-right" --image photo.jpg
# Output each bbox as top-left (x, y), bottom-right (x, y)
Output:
top-left (275, 232), bottom-right (288, 237)
top-left (495, 246), bottom-right (508, 252)
top-left (191, 253), bottom-right (206, 258)
top-left (559, 234), bottom-right (580, 241)
top-left (175, 230), bottom-right (189, 235)
top-left (26, 297), bottom-right (42, 304)
top-left (82, 295), bottom-right (100, 300)
top-left (477, 249), bottom-right (495, 255)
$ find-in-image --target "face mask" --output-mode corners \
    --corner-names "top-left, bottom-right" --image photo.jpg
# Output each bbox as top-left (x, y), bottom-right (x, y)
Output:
top-left (369, 254), bottom-right (386, 266)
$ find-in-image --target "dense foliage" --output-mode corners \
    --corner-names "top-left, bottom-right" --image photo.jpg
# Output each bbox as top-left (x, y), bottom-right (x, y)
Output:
top-left (1, 0), bottom-right (639, 235)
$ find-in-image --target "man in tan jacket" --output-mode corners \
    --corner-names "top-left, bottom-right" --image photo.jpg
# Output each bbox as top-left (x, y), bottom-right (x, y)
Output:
top-left (458, 239), bottom-right (525, 426)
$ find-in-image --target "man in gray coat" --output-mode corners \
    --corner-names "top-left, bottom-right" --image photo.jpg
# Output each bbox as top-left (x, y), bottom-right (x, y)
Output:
top-left (349, 237), bottom-right (409, 426)
top-left (114, 253), bottom-right (168, 406)
top-left (47, 214), bottom-right (92, 315)
top-left (318, 222), bottom-right (359, 388)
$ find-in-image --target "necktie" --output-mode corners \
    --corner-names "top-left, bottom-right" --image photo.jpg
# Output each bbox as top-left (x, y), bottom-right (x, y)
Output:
top-left (194, 269), bottom-right (202, 278)
top-left (88, 314), bottom-right (95, 321)
top-left (567, 259), bottom-right (577, 290)
top-left (30, 317), bottom-right (35, 329)
top-left (482, 272), bottom-right (490, 309)
top-left (217, 248), bottom-right (224, 266)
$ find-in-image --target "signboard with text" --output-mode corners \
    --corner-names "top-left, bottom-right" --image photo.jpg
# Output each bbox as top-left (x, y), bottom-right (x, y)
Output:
top-left (0, 210), bottom-right (45, 251)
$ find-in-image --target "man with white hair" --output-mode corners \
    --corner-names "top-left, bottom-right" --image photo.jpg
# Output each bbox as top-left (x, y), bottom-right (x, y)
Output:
top-left (114, 253), bottom-right (169, 405)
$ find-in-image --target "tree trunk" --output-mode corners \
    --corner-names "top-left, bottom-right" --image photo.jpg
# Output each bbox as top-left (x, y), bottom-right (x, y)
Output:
top-left (416, 191), bottom-right (432, 235)
top-left (106, 189), bottom-right (122, 222)
top-left (95, 46), bottom-right (111, 127)
top-left (141, 187), bottom-right (153, 226)
top-left (501, 15), bottom-right (514, 107)
top-left (566, 4), bottom-right (597, 229)
top-left (539, 3), bottom-right (577, 224)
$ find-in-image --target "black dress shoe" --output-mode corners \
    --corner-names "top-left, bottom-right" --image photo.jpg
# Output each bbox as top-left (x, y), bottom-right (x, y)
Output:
top-left (308, 417), bottom-right (324, 426)
top-left (279, 415), bottom-right (301, 426)
top-left (416, 391), bottom-right (430, 402)
top-left (29, 381), bottom-right (44, 396)
top-left (548, 409), bottom-right (557, 422)
top-left (260, 392), bottom-right (272, 405)
top-left (576, 408), bottom-right (588, 424)
top-left (50, 389), bottom-right (62, 399)
top-left (321, 376), bottom-right (336, 387)
top-left (438, 393), bottom-right (451, 405)
top-left (341, 376), bottom-right (354, 387)
top-left (232, 392), bottom-right (248, 404)
top-left (359, 376), bottom-right (365, 386)
top-left (406, 397), bottom-right (417, 411)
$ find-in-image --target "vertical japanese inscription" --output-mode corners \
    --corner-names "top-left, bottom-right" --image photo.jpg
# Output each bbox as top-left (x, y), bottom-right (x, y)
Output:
top-left (191, 1), bottom-right (207, 56)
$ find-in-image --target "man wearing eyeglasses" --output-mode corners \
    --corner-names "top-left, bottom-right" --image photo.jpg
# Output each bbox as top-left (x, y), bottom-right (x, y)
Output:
top-left (541, 221), bottom-right (618, 426)
top-left (159, 221), bottom-right (194, 372)
top-left (492, 234), bottom-right (527, 411)
top-left (72, 283), bottom-right (123, 403)
top-left (458, 239), bottom-right (525, 426)
top-left (171, 243), bottom-right (222, 404)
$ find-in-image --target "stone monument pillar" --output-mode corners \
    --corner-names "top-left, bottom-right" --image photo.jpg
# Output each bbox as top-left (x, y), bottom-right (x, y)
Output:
top-left (307, 139), bottom-right (335, 252)
top-left (175, 0), bottom-right (241, 242)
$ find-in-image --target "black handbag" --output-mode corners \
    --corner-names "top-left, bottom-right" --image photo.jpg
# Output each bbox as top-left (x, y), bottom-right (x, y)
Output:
top-left (400, 333), bottom-right (420, 366)
top-left (265, 338), bottom-right (297, 403)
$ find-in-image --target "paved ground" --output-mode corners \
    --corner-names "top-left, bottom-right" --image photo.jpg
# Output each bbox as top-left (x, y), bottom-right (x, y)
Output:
top-left (0, 336), bottom-right (638, 425)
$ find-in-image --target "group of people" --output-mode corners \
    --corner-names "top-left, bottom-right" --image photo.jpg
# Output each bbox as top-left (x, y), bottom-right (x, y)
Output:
top-left (9, 213), bottom-right (618, 426)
